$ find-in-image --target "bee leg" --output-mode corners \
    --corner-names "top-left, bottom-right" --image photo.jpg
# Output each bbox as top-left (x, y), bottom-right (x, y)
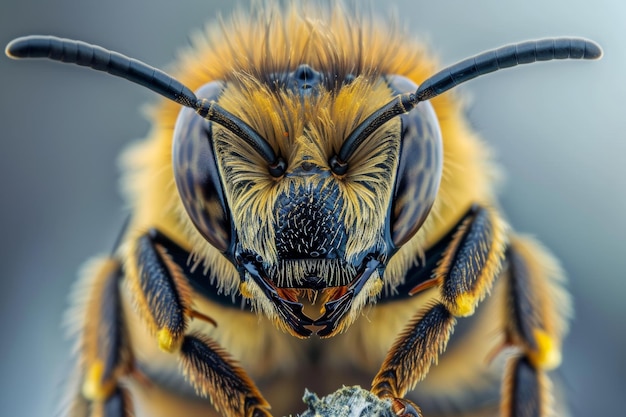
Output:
top-left (372, 205), bottom-right (508, 414)
top-left (371, 302), bottom-right (454, 417)
top-left (179, 334), bottom-right (272, 417)
top-left (127, 228), bottom-right (272, 417)
top-left (500, 236), bottom-right (570, 417)
top-left (63, 256), bottom-right (134, 417)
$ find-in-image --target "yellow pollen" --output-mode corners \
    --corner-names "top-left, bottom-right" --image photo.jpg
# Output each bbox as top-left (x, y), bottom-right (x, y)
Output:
top-left (529, 329), bottom-right (561, 370)
top-left (157, 328), bottom-right (179, 353)
top-left (239, 281), bottom-right (254, 298)
top-left (82, 360), bottom-right (116, 401)
top-left (451, 293), bottom-right (476, 317)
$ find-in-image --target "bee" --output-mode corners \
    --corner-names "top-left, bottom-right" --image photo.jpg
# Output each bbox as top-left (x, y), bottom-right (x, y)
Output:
top-left (6, 2), bottom-right (602, 417)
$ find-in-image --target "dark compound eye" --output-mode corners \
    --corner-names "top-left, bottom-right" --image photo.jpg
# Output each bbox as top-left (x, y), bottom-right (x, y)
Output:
top-left (172, 81), bottom-right (232, 253)
top-left (386, 75), bottom-right (443, 248)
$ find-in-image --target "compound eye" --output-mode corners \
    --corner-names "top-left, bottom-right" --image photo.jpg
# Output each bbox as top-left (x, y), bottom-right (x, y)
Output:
top-left (387, 75), bottom-right (443, 247)
top-left (172, 81), bottom-right (231, 253)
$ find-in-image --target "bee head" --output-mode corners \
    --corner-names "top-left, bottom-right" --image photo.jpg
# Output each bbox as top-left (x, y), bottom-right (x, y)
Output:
top-left (172, 69), bottom-right (443, 337)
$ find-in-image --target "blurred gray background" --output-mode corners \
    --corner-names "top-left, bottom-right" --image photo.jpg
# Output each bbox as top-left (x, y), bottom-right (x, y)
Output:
top-left (0, 0), bottom-right (623, 416)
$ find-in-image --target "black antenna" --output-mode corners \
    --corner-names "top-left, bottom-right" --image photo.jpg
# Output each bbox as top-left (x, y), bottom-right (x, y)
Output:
top-left (330, 37), bottom-right (603, 175)
top-left (5, 35), bottom-right (286, 177)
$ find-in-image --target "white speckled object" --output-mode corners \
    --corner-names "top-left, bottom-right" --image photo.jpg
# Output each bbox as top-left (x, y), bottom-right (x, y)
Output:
top-left (297, 386), bottom-right (395, 417)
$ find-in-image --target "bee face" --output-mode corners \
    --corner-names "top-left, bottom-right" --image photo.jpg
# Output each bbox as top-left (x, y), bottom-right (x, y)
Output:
top-left (173, 67), bottom-right (443, 337)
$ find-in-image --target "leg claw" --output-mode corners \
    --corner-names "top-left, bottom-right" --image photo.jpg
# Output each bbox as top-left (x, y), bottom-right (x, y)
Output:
top-left (391, 398), bottom-right (422, 417)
